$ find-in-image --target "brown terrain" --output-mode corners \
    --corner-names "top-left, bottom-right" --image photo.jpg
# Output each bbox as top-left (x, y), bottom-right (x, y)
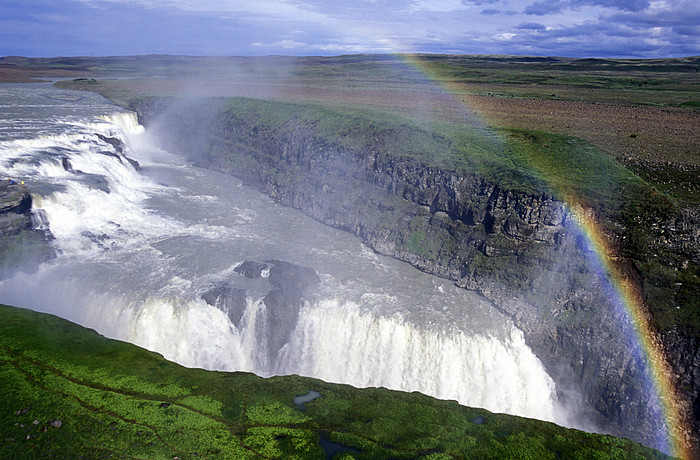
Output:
top-left (2, 55), bottom-right (698, 168)
top-left (2, 55), bottom-right (698, 203)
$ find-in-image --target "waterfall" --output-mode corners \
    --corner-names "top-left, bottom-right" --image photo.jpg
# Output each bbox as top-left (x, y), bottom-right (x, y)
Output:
top-left (0, 85), bottom-right (568, 429)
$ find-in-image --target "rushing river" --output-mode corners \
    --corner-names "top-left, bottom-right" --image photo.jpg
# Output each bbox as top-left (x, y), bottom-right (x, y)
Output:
top-left (0, 83), bottom-right (567, 424)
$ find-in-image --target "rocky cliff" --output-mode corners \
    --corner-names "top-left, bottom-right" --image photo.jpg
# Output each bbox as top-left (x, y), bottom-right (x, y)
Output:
top-left (0, 180), bottom-right (54, 275)
top-left (130, 96), bottom-right (699, 456)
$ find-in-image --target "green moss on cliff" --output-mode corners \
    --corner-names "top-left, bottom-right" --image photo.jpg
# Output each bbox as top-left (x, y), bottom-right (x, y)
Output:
top-left (0, 304), bottom-right (672, 459)
top-left (204, 96), bottom-right (697, 336)
top-left (217, 97), bottom-right (679, 213)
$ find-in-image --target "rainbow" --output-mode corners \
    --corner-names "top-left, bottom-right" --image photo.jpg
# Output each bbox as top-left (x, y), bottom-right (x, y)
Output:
top-left (571, 199), bottom-right (689, 459)
top-left (389, 53), bottom-right (691, 459)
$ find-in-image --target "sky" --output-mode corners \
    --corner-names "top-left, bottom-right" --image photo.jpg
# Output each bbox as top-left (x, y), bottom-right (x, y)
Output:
top-left (1, 0), bottom-right (699, 58)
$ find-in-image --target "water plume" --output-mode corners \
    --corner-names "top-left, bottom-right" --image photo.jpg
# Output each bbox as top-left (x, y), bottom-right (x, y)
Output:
top-left (0, 84), bottom-right (569, 438)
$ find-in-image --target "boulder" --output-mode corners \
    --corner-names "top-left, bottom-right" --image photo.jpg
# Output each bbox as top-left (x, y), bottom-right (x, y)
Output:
top-left (201, 283), bottom-right (248, 328)
top-left (233, 259), bottom-right (320, 362)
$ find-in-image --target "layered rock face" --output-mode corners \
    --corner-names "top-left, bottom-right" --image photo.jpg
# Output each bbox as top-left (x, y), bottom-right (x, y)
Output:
top-left (0, 180), bottom-right (54, 274)
top-left (0, 181), bottom-right (33, 236)
top-left (131, 98), bottom-right (698, 454)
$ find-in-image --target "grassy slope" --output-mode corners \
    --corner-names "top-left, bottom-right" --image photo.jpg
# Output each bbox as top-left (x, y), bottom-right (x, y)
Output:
top-left (208, 96), bottom-right (699, 334)
top-left (0, 304), bottom-right (672, 459)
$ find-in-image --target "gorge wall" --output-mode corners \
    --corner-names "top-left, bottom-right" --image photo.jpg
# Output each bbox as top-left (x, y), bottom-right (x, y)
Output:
top-left (130, 96), bottom-right (699, 455)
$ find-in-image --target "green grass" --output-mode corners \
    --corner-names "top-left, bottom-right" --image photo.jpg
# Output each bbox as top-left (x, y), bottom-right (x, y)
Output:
top-left (210, 96), bottom-right (699, 335)
top-left (217, 96), bottom-right (683, 210)
top-left (217, 97), bottom-right (535, 188)
top-left (56, 84), bottom-right (700, 336)
top-left (0, 304), bottom-right (673, 459)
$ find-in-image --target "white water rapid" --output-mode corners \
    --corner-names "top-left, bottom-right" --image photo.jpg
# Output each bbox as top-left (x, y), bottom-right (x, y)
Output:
top-left (0, 84), bottom-right (566, 424)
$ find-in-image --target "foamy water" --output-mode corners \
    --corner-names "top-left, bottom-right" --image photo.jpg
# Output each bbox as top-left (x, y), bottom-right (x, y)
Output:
top-left (0, 83), bottom-right (567, 424)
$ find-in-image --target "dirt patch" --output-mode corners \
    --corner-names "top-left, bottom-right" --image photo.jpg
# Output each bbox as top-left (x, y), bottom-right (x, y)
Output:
top-left (461, 94), bottom-right (699, 166)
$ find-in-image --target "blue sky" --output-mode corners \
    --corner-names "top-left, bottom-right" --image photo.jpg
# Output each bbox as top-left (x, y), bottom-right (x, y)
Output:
top-left (1, 0), bottom-right (698, 58)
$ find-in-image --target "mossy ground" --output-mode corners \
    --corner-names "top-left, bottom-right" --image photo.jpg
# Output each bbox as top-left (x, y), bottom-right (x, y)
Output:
top-left (0, 304), bottom-right (673, 459)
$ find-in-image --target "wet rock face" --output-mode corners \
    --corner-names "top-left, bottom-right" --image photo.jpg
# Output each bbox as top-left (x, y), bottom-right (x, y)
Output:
top-left (96, 133), bottom-right (125, 153)
top-left (200, 283), bottom-right (248, 328)
top-left (94, 133), bottom-right (141, 170)
top-left (252, 260), bottom-right (320, 362)
top-left (0, 181), bottom-right (54, 275)
top-left (134, 99), bottom-right (698, 453)
top-left (203, 260), bottom-right (320, 363)
top-left (265, 260), bottom-right (321, 293)
top-left (234, 260), bottom-right (269, 279)
top-left (0, 181), bottom-right (33, 237)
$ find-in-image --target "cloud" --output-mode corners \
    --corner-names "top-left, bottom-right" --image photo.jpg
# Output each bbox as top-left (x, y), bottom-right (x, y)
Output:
top-left (603, 0), bottom-right (700, 27)
top-left (524, 1), bottom-right (567, 15)
top-left (523, 0), bottom-right (652, 16)
top-left (80, 0), bottom-right (326, 18)
top-left (517, 22), bottom-right (547, 30)
top-left (461, 0), bottom-right (502, 5)
top-left (586, 0), bottom-right (650, 12)
top-left (494, 9), bottom-right (700, 57)
top-left (1, 0), bottom-right (698, 58)
top-left (408, 0), bottom-right (468, 13)
top-left (673, 24), bottom-right (700, 36)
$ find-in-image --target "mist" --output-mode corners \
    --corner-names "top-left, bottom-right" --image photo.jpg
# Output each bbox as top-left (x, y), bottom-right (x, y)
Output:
top-left (0, 84), bottom-right (584, 433)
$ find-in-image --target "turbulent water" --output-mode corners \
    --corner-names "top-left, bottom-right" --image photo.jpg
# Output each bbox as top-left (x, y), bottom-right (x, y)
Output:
top-left (0, 83), bottom-right (567, 424)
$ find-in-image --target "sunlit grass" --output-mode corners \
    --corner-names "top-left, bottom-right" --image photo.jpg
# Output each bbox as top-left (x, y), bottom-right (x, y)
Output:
top-left (0, 304), bottom-right (673, 459)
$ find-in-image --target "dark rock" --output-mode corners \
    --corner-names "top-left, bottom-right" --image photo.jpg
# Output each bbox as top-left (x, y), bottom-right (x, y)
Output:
top-left (233, 259), bottom-right (320, 362)
top-left (263, 288), bottom-right (301, 361)
top-left (262, 260), bottom-right (320, 361)
top-left (93, 134), bottom-right (141, 170)
top-left (61, 157), bottom-right (74, 173)
top-left (96, 133), bottom-right (124, 153)
top-left (97, 150), bottom-right (125, 163)
top-left (201, 283), bottom-right (248, 328)
top-left (0, 181), bottom-right (54, 276)
top-left (234, 260), bottom-right (269, 279)
top-left (266, 259), bottom-right (320, 293)
top-left (0, 181), bottom-right (32, 219)
top-left (125, 156), bottom-right (141, 170)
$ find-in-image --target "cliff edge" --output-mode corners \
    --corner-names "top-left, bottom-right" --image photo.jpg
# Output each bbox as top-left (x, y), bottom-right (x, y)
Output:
top-left (130, 96), bottom-right (699, 456)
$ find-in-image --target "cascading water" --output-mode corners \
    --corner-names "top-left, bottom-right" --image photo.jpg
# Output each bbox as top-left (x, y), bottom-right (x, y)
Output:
top-left (0, 83), bottom-right (569, 425)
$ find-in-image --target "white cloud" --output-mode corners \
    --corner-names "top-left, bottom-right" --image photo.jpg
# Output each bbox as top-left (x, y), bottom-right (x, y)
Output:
top-left (407, 0), bottom-right (469, 12)
top-left (80, 0), bottom-right (331, 22)
top-left (494, 32), bottom-right (516, 40)
top-left (4, 0), bottom-right (698, 57)
top-left (252, 37), bottom-right (391, 54)
top-left (253, 39), bottom-right (306, 49)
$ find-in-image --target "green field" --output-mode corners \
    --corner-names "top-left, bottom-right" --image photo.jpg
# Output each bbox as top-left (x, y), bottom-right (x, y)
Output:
top-left (0, 304), bottom-right (673, 459)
